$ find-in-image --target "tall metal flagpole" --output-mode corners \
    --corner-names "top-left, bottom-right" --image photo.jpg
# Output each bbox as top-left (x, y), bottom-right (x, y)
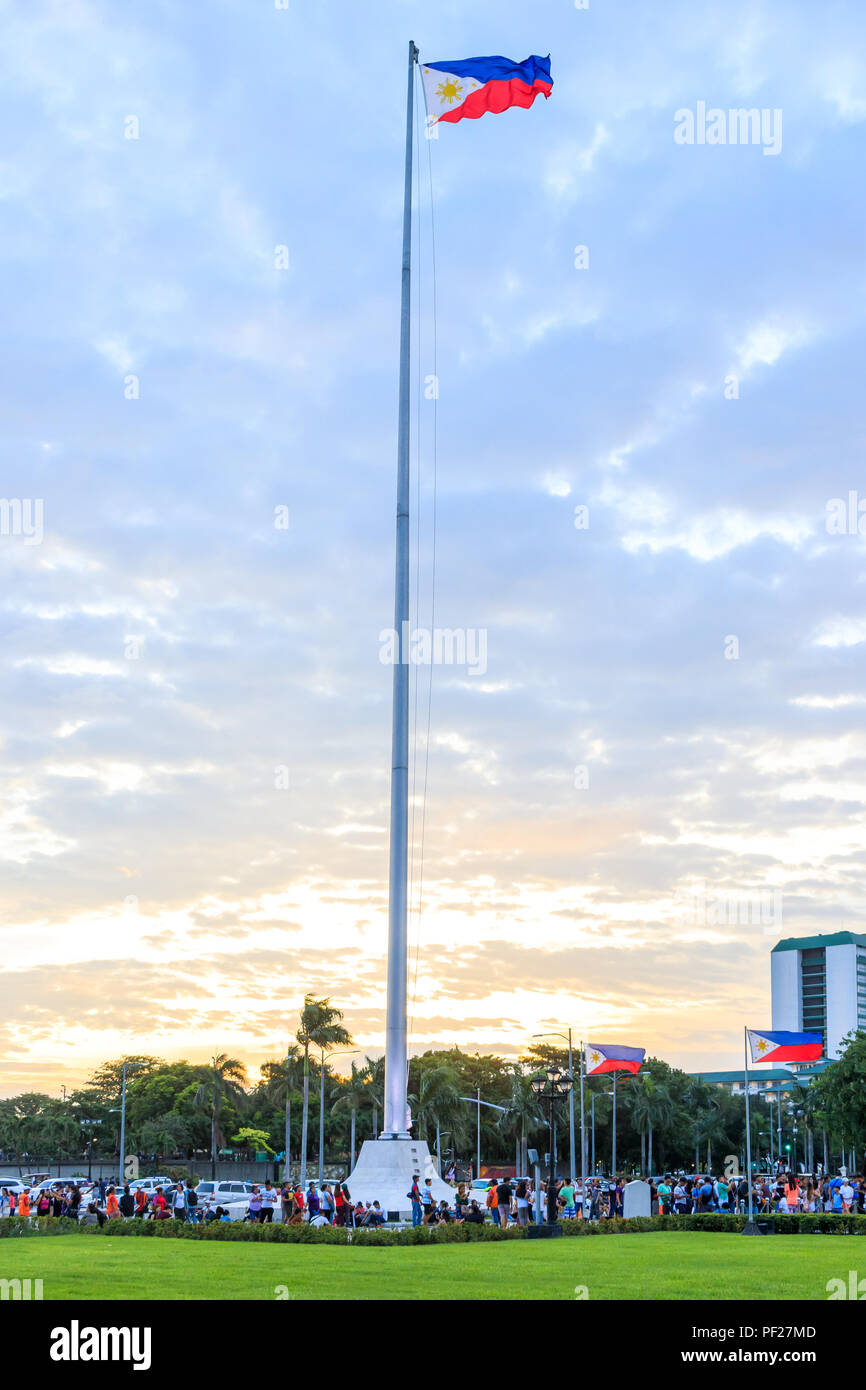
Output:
top-left (567, 1029), bottom-right (576, 1181)
top-left (119, 1062), bottom-right (127, 1184)
top-left (382, 39), bottom-right (419, 1139)
top-left (743, 1026), bottom-right (757, 1231)
top-left (579, 1040), bottom-right (586, 1199)
top-left (611, 1072), bottom-right (617, 1177)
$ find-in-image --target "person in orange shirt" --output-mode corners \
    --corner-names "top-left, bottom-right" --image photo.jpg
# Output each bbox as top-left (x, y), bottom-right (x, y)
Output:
top-left (18, 1191), bottom-right (30, 1221)
top-left (485, 1181), bottom-right (499, 1225)
top-left (105, 1186), bottom-right (120, 1219)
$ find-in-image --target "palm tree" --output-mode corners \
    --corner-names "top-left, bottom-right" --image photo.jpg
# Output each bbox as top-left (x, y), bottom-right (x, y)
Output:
top-left (332, 1061), bottom-right (370, 1170)
top-left (408, 1064), bottom-right (462, 1161)
top-left (260, 1048), bottom-right (304, 1181)
top-left (790, 1076), bottom-right (823, 1174)
top-left (504, 1069), bottom-right (543, 1175)
top-left (194, 1054), bottom-right (247, 1179)
top-left (361, 1056), bottom-right (385, 1138)
top-left (296, 996), bottom-right (352, 1187)
top-left (628, 1075), bottom-right (675, 1175)
top-left (694, 1095), bottom-right (727, 1172)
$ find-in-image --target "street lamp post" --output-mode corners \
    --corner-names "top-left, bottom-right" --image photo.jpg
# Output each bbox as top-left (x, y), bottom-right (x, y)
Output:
top-left (319, 1049), bottom-right (358, 1184)
top-left (79, 1119), bottom-right (98, 1181)
top-left (533, 1030), bottom-right (579, 1189)
top-left (459, 1092), bottom-right (509, 1178)
top-left (116, 1061), bottom-right (148, 1184)
top-left (529, 1065), bottom-right (573, 1238)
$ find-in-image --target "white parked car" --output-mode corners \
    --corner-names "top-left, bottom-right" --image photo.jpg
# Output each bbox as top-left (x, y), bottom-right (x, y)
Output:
top-left (128, 1177), bottom-right (173, 1196)
top-left (0, 1178), bottom-right (28, 1198)
top-left (194, 1180), bottom-right (255, 1206)
top-left (30, 1180), bottom-right (69, 1198)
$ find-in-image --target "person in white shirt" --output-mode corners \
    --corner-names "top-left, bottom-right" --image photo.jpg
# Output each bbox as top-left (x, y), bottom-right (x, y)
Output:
top-left (319, 1184), bottom-right (335, 1223)
top-left (172, 1184), bottom-right (187, 1220)
top-left (261, 1181), bottom-right (279, 1223)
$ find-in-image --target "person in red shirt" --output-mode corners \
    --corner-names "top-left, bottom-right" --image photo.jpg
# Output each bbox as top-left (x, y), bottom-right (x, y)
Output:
top-left (134, 1187), bottom-right (148, 1217)
top-left (334, 1184), bottom-right (346, 1226)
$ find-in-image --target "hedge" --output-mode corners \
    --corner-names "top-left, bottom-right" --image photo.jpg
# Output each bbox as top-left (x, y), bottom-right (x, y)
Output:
top-left (2, 1212), bottom-right (865, 1244)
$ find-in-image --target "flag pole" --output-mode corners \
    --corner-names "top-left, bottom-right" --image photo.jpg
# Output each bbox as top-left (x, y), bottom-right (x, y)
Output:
top-left (742, 1026), bottom-right (758, 1233)
top-left (611, 1071), bottom-right (617, 1178)
top-left (382, 40), bottom-right (419, 1139)
top-left (579, 1039), bottom-right (586, 1199)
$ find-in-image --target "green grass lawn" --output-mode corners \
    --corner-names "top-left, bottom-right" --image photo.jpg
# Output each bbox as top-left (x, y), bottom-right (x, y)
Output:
top-left (2, 1233), bottom-right (861, 1300)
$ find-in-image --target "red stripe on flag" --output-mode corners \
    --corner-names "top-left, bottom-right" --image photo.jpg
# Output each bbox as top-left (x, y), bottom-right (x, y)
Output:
top-left (588, 1059), bottom-right (643, 1075)
top-left (437, 77), bottom-right (553, 124)
top-left (766, 1043), bottom-right (823, 1063)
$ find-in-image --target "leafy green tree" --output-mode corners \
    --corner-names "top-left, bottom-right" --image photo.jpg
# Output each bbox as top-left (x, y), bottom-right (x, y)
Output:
top-left (139, 1112), bottom-right (195, 1158)
top-left (812, 1031), bottom-right (866, 1164)
top-left (83, 1056), bottom-right (163, 1107)
top-left (231, 1127), bottom-right (275, 1155)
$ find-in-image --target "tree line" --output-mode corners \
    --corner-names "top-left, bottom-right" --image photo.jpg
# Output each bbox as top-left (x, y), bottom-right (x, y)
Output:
top-left (2, 998), bottom-right (864, 1177)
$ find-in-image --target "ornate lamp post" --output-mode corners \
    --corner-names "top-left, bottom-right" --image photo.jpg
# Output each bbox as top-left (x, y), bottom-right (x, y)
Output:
top-left (530, 1065), bottom-right (573, 1237)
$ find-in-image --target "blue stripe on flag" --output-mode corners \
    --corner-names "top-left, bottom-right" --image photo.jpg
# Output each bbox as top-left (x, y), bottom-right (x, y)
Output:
top-left (423, 55), bottom-right (552, 89)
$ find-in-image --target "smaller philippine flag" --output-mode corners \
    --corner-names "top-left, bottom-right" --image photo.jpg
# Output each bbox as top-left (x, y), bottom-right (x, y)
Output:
top-left (421, 55), bottom-right (553, 127)
top-left (585, 1043), bottom-right (646, 1076)
top-left (748, 1030), bottom-right (823, 1065)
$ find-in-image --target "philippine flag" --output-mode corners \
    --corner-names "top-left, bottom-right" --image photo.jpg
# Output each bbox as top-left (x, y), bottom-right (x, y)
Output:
top-left (748, 1030), bottom-right (823, 1065)
top-left (421, 55), bottom-right (553, 127)
top-left (585, 1043), bottom-right (646, 1076)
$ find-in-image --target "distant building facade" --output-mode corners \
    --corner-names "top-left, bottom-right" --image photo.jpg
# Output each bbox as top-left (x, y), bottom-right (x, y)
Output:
top-left (771, 931), bottom-right (866, 1058)
top-left (689, 1065), bottom-right (829, 1097)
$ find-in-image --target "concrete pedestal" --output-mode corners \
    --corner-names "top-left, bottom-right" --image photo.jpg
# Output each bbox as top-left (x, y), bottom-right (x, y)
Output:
top-left (345, 1138), bottom-right (454, 1220)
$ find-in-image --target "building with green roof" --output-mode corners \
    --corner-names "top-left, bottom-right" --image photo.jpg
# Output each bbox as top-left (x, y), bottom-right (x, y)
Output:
top-left (771, 931), bottom-right (866, 1058)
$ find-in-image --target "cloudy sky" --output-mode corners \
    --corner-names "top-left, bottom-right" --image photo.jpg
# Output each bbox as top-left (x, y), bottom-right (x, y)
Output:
top-left (1, 0), bottom-right (865, 1097)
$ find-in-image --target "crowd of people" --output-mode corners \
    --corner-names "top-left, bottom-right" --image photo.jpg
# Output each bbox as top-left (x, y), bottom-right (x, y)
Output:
top-left (3, 1170), bottom-right (863, 1228)
top-left (456, 1172), bottom-right (866, 1222)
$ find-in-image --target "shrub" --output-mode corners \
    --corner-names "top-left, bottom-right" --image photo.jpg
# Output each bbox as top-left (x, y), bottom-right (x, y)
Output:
top-left (3, 1211), bottom-right (864, 1243)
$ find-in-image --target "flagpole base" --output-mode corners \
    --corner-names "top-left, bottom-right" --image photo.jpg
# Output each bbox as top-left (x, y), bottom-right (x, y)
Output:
top-left (741, 1221), bottom-right (766, 1236)
top-left (345, 1138), bottom-right (454, 1221)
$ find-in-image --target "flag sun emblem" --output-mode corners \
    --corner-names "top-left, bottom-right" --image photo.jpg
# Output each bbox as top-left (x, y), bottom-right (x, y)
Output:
top-left (436, 78), bottom-right (463, 105)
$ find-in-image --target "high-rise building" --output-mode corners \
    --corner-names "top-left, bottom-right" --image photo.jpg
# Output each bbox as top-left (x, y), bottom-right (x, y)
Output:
top-left (771, 931), bottom-right (866, 1058)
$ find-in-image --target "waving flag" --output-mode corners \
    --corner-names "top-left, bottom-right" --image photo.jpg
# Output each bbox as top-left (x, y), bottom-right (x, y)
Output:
top-left (585, 1043), bottom-right (645, 1075)
top-left (421, 55), bottom-right (553, 127)
top-left (748, 1030), bottom-right (823, 1065)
